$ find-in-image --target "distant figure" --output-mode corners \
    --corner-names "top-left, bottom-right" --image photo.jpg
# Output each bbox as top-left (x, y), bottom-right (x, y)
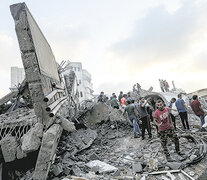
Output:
top-left (133, 84), bottom-right (136, 92)
top-left (118, 91), bottom-right (123, 103)
top-left (154, 100), bottom-right (183, 162)
top-left (123, 100), bottom-right (142, 138)
top-left (127, 92), bottom-right (132, 102)
top-left (111, 95), bottom-right (119, 109)
top-left (137, 83), bottom-right (141, 94)
top-left (165, 81), bottom-right (169, 92)
top-left (97, 92), bottom-right (105, 102)
top-left (163, 80), bottom-right (168, 92)
top-left (110, 93), bottom-right (115, 100)
top-left (168, 98), bottom-right (178, 129)
top-left (138, 97), bottom-right (152, 140)
top-left (159, 79), bottom-right (164, 92)
top-left (175, 94), bottom-right (189, 130)
top-left (191, 95), bottom-right (206, 132)
top-left (121, 94), bottom-right (127, 108)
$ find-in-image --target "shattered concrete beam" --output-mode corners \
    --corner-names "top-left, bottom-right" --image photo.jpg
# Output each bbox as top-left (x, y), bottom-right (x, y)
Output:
top-left (10, 3), bottom-right (61, 127)
top-left (33, 124), bottom-right (63, 180)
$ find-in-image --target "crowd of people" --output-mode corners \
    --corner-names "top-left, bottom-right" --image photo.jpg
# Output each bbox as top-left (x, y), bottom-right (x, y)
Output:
top-left (97, 91), bottom-right (207, 161)
top-left (159, 79), bottom-right (170, 92)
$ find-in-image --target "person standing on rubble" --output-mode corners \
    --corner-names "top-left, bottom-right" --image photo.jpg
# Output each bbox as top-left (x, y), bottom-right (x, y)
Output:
top-left (159, 79), bottom-right (164, 92)
top-left (121, 94), bottom-right (127, 108)
top-left (111, 95), bottom-right (119, 109)
top-left (168, 98), bottom-right (178, 130)
top-left (191, 95), bottom-right (206, 132)
top-left (138, 97), bottom-right (152, 140)
top-left (154, 100), bottom-right (183, 161)
top-left (110, 93), bottom-right (116, 100)
top-left (123, 100), bottom-right (142, 138)
top-left (118, 91), bottom-right (123, 103)
top-left (175, 94), bottom-right (189, 130)
top-left (127, 92), bottom-right (132, 102)
top-left (97, 92), bottom-right (105, 103)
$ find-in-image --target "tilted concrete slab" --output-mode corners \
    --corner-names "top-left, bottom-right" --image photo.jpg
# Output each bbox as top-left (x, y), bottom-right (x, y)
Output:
top-left (10, 3), bottom-right (64, 127)
top-left (32, 124), bottom-right (63, 180)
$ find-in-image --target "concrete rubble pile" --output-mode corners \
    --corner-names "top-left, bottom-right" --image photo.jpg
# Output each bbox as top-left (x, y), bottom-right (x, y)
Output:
top-left (0, 2), bottom-right (207, 180)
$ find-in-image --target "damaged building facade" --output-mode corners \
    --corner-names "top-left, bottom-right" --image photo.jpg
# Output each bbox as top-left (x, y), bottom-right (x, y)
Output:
top-left (0, 2), bottom-right (207, 180)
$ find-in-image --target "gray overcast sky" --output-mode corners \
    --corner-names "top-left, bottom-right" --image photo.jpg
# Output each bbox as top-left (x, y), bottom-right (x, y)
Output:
top-left (0, 0), bottom-right (207, 98)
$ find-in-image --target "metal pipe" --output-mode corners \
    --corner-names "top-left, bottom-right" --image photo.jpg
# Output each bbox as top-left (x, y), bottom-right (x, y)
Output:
top-left (44, 89), bottom-right (64, 102)
top-left (49, 98), bottom-right (67, 117)
top-left (52, 82), bottom-right (65, 90)
top-left (46, 96), bottom-right (66, 111)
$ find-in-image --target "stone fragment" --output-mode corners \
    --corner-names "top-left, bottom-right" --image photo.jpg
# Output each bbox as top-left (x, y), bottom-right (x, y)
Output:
top-left (88, 152), bottom-right (100, 160)
top-left (60, 117), bottom-right (76, 132)
top-left (34, 123), bottom-right (44, 138)
top-left (1, 135), bottom-right (18, 162)
top-left (52, 164), bottom-right (63, 176)
top-left (21, 126), bottom-right (41, 153)
top-left (166, 162), bottom-right (182, 170)
top-left (86, 160), bottom-right (118, 173)
top-left (16, 145), bottom-right (27, 159)
top-left (112, 169), bottom-right (121, 176)
top-left (86, 103), bottom-right (110, 126)
top-left (148, 158), bottom-right (158, 170)
top-left (189, 155), bottom-right (197, 161)
top-left (63, 168), bottom-right (71, 175)
top-left (132, 162), bottom-right (142, 173)
top-left (71, 165), bottom-right (83, 177)
top-left (109, 108), bottom-right (126, 122)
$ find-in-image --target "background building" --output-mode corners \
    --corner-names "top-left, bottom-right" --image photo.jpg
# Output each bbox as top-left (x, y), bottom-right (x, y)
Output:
top-left (10, 66), bottom-right (25, 91)
top-left (64, 61), bottom-right (94, 102)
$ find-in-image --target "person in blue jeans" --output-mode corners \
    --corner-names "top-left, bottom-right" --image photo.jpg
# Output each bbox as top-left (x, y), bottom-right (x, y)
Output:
top-left (123, 100), bottom-right (142, 138)
top-left (191, 95), bottom-right (206, 132)
top-left (175, 94), bottom-right (189, 130)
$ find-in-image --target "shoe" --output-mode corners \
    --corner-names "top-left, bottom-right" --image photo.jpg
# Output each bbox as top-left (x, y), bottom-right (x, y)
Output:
top-left (166, 156), bottom-right (173, 162)
top-left (149, 135), bottom-right (152, 139)
top-left (134, 135), bottom-right (138, 138)
top-left (142, 137), bottom-right (145, 140)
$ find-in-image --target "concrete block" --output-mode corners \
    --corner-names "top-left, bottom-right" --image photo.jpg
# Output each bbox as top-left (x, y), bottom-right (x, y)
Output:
top-left (52, 164), bottom-right (63, 176)
top-left (60, 117), bottom-right (76, 132)
top-left (33, 124), bottom-right (63, 180)
top-left (86, 160), bottom-right (118, 173)
top-left (16, 145), bottom-right (27, 159)
top-left (86, 103), bottom-right (110, 126)
top-left (21, 126), bottom-right (41, 153)
top-left (34, 123), bottom-right (44, 138)
top-left (1, 135), bottom-right (18, 162)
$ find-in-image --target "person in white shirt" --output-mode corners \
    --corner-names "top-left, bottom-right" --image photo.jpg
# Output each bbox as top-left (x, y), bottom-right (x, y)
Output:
top-left (168, 98), bottom-right (179, 129)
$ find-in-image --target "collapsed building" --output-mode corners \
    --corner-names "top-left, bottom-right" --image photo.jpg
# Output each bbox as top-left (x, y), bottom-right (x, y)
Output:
top-left (0, 2), bottom-right (207, 180)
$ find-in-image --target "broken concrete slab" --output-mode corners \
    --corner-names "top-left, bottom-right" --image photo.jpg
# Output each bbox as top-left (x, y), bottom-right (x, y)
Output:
top-left (16, 145), bottom-right (27, 159)
top-left (21, 125), bottom-right (41, 153)
top-left (58, 116), bottom-right (76, 133)
top-left (1, 135), bottom-right (18, 162)
top-left (52, 163), bottom-right (63, 176)
top-left (166, 162), bottom-right (182, 170)
top-left (85, 103), bottom-right (110, 126)
top-left (88, 152), bottom-right (100, 161)
top-left (132, 162), bottom-right (143, 173)
top-left (109, 108), bottom-right (126, 122)
top-left (33, 124), bottom-right (63, 180)
top-left (86, 160), bottom-right (118, 173)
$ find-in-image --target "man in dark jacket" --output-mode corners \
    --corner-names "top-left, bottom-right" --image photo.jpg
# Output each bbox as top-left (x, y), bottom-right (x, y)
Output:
top-left (191, 95), bottom-right (206, 132)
